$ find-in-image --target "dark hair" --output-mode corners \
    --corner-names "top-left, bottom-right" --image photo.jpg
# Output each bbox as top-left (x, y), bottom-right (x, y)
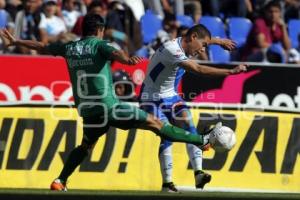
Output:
top-left (264, 0), bottom-right (281, 11)
top-left (113, 70), bottom-right (134, 97)
top-left (185, 24), bottom-right (211, 39)
top-left (82, 14), bottom-right (105, 36)
top-left (87, 0), bottom-right (105, 12)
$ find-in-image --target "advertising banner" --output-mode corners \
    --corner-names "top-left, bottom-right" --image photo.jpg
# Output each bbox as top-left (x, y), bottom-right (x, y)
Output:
top-left (0, 106), bottom-right (300, 192)
top-left (1, 55), bottom-right (300, 110)
top-left (0, 55), bottom-right (71, 102)
top-left (182, 63), bottom-right (300, 110)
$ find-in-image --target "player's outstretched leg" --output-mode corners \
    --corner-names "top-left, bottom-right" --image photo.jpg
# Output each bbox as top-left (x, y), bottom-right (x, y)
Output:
top-left (140, 114), bottom-right (210, 148)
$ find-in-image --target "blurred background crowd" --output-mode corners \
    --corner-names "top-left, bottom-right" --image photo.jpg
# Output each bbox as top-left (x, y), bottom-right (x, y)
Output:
top-left (0, 0), bottom-right (300, 64)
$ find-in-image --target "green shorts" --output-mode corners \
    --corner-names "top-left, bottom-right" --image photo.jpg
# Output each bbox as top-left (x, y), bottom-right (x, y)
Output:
top-left (82, 102), bottom-right (148, 144)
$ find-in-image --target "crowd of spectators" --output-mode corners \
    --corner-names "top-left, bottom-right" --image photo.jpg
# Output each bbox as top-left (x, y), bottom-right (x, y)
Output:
top-left (0, 0), bottom-right (300, 64)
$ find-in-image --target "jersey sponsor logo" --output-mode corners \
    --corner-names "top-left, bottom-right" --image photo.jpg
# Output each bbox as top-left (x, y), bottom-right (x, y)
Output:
top-left (174, 53), bottom-right (185, 58)
top-left (66, 44), bottom-right (92, 56)
top-left (67, 58), bottom-right (94, 68)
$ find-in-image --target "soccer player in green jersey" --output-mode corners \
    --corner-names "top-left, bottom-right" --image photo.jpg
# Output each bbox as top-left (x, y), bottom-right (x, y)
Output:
top-left (0, 14), bottom-right (223, 191)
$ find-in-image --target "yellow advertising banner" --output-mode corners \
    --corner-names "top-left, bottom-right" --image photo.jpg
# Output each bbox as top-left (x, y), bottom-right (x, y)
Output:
top-left (0, 106), bottom-right (300, 192)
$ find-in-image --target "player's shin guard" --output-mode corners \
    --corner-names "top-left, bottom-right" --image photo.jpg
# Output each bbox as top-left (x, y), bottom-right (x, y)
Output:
top-left (187, 144), bottom-right (203, 170)
top-left (185, 126), bottom-right (203, 171)
top-left (159, 141), bottom-right (173, 183)
top-left (160, 123), bottom-right (204, 145)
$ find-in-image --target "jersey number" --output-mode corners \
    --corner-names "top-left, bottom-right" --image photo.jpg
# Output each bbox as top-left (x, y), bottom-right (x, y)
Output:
top-left (77, 70), bottom-right (89, 97)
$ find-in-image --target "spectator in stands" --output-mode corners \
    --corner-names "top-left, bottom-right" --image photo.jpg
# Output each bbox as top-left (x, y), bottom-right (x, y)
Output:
top-left (14, 0), bottom-right (47, 54)
top-left (62, 0), bottom-right (81, 31)
top-left (4, 0), bottom-right (22, 21)
top-left (201, 0), bottom-right (250, 18)
top-left (72, 0), bottom-right (127, 51)
top-left (104, 1), bottom-right (127, 42)
top-left (143, 0), bottom-right (184, 19)
top-left (249, 0), bottom-right (269, 19)
top-left (112, 69), bottom-right (137, 101)
top-left (184, 0), bottom-right (202, 23)
top-left (40, 0), bottom-right (67, 43)
top-left (0, 0), bottom-right (14, 30)
top-left (242, 0), bottom-right (291, 62)
top-left (0, 0), bottom-right (14, 52)
top-left (72, 0), bottom-right (103, 36)
top-left (283, 0), bottom-right (300, 22)
top-left (161, 12), bottom-right (180, 40)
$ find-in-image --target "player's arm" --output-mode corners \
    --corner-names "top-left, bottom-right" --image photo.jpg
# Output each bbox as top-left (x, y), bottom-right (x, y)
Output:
top-left (110, 50), bottom-right (143, 65)
top-left (0, 29), bottom-right (49, 54)
top-left (209, 37), bottom-right (237, 51)
top-left (180, 59), bottom-right (248, 77)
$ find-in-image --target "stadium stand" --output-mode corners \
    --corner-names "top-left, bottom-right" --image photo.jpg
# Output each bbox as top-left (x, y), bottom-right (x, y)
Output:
top-left (288, 19), bottom-right (300, 48)
top-left (140, 10), bottom-right (162, 44)
top-left (227, 17), bottom-right (252, 48)
top-left (199, 16), bottom-right (226, 38)
top-left (176, 14), bottom-right (194, 28)
top-left (209, 44), bottom-right (230, 63)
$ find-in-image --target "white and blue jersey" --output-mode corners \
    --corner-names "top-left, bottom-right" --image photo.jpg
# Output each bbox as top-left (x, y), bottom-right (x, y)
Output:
top-left (140, 37), bottom-right (188, 122)
top-left (140, 37), bottom-right (187, 101)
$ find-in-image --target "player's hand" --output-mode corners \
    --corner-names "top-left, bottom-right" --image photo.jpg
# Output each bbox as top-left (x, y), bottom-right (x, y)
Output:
top-left (219, 38), bottom-right (237, 51)
top-left (128, 56), bottom-right (143, 65)
top-left (0, 29), bottom-right (16, 47)
top-left (230, 64), bottom-right (249, 74)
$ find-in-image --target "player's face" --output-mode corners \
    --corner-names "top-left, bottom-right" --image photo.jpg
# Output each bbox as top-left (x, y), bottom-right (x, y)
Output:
top-left (187, 35), bottom-right (209, 57)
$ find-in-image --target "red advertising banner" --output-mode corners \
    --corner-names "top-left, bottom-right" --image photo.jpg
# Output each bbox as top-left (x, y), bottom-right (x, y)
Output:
top-left (0, 55), bottom-right (71, 102)
top-left (0, 55), bottom-right (149, 102)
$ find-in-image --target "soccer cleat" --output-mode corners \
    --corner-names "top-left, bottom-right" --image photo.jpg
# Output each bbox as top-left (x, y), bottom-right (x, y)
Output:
top-left (195, 171), bottom-right (211, 189)
top-left (161, 182), bottom-right (180, 193)
top-left (50, 178), bottom-right (67, 191)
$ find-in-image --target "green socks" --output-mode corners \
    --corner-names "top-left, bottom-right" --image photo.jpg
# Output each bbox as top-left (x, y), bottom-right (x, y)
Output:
top-left (159, 123), bottom-right (204, 145)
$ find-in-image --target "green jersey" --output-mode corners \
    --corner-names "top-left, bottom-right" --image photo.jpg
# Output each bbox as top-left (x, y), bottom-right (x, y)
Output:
top-left (47, 36), bottom-right (119, 117)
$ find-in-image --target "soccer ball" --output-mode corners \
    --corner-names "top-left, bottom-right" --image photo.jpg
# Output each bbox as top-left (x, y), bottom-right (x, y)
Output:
top-left (209, 125), bottom-right (236, 152)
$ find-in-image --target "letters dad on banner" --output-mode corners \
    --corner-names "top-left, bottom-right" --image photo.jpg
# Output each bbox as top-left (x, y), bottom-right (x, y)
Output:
top-left (0, 106), bottom-right (300, 192)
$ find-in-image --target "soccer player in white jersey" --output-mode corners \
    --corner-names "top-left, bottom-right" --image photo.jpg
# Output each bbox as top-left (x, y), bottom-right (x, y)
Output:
top-left (139, 24), bottom-right (247, 192)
